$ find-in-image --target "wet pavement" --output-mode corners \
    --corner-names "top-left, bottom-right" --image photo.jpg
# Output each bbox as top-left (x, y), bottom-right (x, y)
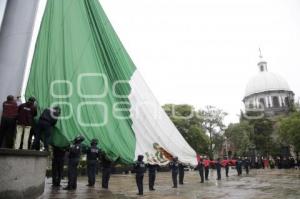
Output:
top-left (39, 169), bottom-right (300, 199)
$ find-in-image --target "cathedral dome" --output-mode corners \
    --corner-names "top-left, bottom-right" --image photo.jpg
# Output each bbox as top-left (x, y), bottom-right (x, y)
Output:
top-left (245, 71), bottom-right (292, 97)
top-left (243, 50), bottom-right (294, 117)
top-left (244, 51), bottom-right (292, 98)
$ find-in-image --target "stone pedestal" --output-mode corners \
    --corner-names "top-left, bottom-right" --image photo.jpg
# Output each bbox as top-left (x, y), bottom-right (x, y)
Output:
top-left (0, 149), bottom-right (49, 199)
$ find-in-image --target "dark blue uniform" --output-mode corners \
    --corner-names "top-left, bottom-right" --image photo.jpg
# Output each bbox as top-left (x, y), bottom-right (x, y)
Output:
top-left (147, 164), bottom-right (158, 190)
top-left (33, 108), bottom-right (60, 151)
top-left (101, 155), bottom-right (112, 189)
top-left (215, 160), bottom-right (222, 180)
top-left (169, 160), bottom-right (179, 188)
top-left (197, 161), bottom-right (204, 183)
top-left (179, 163), bottom-right (186, 184)
top-left (134, 159), bottom-right (146, 195)
top-left (224, 160), bottom-right (229, 177)
top-left (86, 146), bottom-right (100, 186)
top-left (52, 147), bottom-right (66, 187)
top-left (236, 159), bottom-right (243, 176)
top-left (244, 158), bottom-right (250, 174)
top-left (66, 142), bottom-right (82, 190)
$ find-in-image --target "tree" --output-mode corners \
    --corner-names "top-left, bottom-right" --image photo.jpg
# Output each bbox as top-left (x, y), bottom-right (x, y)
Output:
top-left (249, 119), bottom-right (274, 156)
top-left (211, 132), bottom-right (225, 157)
top-left (200, 106), bottom-right (227, 157)
top-left (278, 112), bottom-right (300, 154)
top-left (187, 125), bottom-right (210, 154)
top-left (163, 104), bottom-right (209, 154)
top-left (225, 122), bottom-right (252, 157)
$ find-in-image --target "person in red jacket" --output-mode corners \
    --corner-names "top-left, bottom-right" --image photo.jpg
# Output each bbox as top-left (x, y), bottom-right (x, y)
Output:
top-left (263, 157), bottom-right (270, 169)
top-left (14, 97), bottom-right (37, 149)
top-left (0, 95), bottom-right (18, 148)
top-left (203, 156), bottom-right (210, 180)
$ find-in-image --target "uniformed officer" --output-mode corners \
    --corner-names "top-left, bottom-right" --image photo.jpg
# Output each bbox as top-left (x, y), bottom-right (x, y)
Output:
top-left (147, 163), bottom-right (158, 191)
top-left (178, 162), bottom-right (186, 185)
top-left (236, 157), bottom-right (243, 176)
top-left (197, 158), bottom-right (205, 183)
top-left (223, 157), bottom-right (230, 177)
top-left (86, 139), bottom-right (100, 187)
top-left (0, 95), bottom-right (18, 148)
top-left (52, 146), bottom-right (66, 187)
top-left (134, 155), bottom-right (146, 195)
top-left (101, 152), bottom-right (112, 189)
top-left (289, 157), bottom-right (295, 168)
top-left (244, 157), bottom-right (250, 175)
top-left (63, 135), bottom-right (85, 190)
top-left (282, 157), bottom-right (289, 169)
top-left (33, 106), bottom-right (61, 151)
top-left (169, 156), bottom-right (179, 188)
top-left (204, 156), bottom-right (210, 181)
top-left (215, 158), bottom-right (222, 180)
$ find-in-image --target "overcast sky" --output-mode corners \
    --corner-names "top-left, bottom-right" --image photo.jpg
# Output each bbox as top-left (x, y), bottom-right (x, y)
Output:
top-left (0, 0), bottom-right (6, 30)
top-left (1, 0), bottom-right (299, 124)
top-left (100, 0), bottom-right (300, 124)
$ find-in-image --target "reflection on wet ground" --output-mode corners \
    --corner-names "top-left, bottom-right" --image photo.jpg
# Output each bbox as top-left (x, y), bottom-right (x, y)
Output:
top-left (40, 169), bottom-right (300, 199)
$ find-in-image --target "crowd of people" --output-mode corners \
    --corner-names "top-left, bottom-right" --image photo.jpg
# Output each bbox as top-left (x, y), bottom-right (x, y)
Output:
top-left (0, 95), bottom-right (36, 149)
top-left (250, 156), bottom-right (299, 169)
top-left (49, 141), bottom-right (300, 196)
top-left (0, 95), bottom-right (60, 151)
top-left (55, 151), bottom-right (298, 196)
top-left (52, 136), bottom-right (113, 191)
top-left (1, 95), bottom-right (299, 196)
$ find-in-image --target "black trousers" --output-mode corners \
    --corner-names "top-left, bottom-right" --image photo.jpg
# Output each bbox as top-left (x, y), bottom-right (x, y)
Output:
top-left (87, 160), bottom-right (97, 186)
top-left (225, 166), bottom-right (229, 177)
top-left (33, 120), bottom-right (52, 150)
top-left (172, 171), bottom-right (178, 187)
top-left (149, 172), bottom-right (156, 190)
top-left (67, 158), bottom-right (79, 189)
top-left (27, 124), bottom-right (35, 149)
top-left (0, 117), bottom-right (16, 148)
top-left (102, 167), bottom-right (111, 188)
top-left (179, 170), bottom-right (184, 184)
top-left (205, 167), bottom-right (209, 180)
top-left (136, 174), bottom-right (144, 195)
top-left (237, 166), bottom-right (242, 175)
top-left (52, 157), bottom-right (64, 186)
top-left (199, 169), bottom-right (204, 183)
top-left (217, 168), bottom-right (221, 180)
top-left (245, 166), bottom-right (249, 174)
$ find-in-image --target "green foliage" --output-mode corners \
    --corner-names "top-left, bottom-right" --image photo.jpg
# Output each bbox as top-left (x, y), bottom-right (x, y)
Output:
top-left (278, 112), bottom-right (300, 152)
top-left (249, 119), bottom-right (274, 155)
top-left (225, 121), bottom-right (252, 156)
top-left (163, 104), bottom-right (210, 154)
top-left (187, 125), bottom-right (210, 154)
top-left (211, 132), bottom-right (224, 157)
top-left (200, 106), bottom-right (227, 156)
top-left (226, 118), bottom-right (284, 157)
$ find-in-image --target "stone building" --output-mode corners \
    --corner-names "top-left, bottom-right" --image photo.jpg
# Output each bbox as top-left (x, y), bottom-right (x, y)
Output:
top-left (243, 53), bottom-right (294, 117)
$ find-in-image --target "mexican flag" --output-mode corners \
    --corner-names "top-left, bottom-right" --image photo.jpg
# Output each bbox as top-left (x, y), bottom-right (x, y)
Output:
top-left (25, 0), bottom-right (197, 165)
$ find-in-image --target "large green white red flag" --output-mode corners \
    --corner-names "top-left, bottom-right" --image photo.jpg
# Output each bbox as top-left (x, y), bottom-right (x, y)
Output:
top-left (25, 0), bottom-right (198, 165)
